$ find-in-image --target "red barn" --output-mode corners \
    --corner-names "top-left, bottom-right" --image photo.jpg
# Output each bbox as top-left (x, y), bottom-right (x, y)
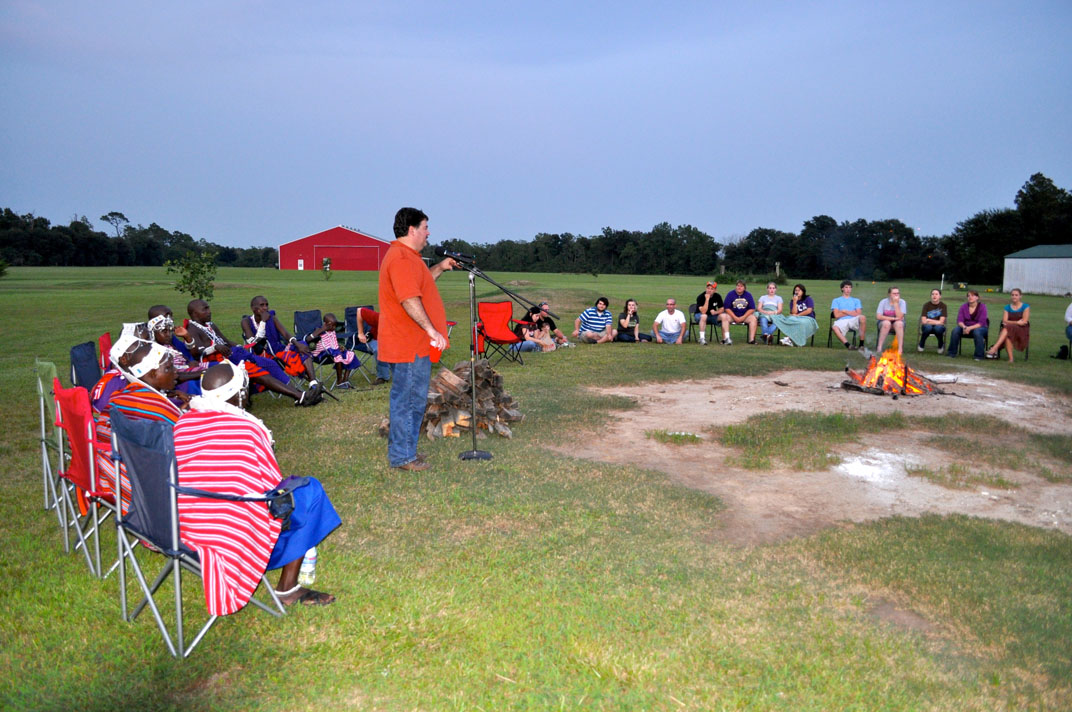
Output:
top-left (279, 225), bottom-right (393, 271)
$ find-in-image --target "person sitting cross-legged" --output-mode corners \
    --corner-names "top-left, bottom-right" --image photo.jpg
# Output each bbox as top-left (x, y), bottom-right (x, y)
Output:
top-left (917, 289), bottom-right (948, 353)
top-left (173, 362), bottom-right (342, 611)
top-left (653, 298), bottom-right (687, 344)
top-left (615, 299), bottom-right (652, 342)
top-left (573, 297), bottom-right (616, 344)
top-left (719, 280), bottom-right (758, 345)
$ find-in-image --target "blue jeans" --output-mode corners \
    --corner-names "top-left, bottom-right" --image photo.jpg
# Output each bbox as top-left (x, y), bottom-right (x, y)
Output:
top-left (512, 341), bottom-right (541, 352)
top-left (758, 315), bottom-right (777, 336)
top-left (388, 356), bottom-right (432, 467)
top-left (658, 329), bottom-right (682, 343)
top-left (918, 324), bottom-right (946, 349)
top-left (947, 326), bottom-right (988, 359)
top-left (356, 338), bottom-right (393, 381)
top-left (1067, 324), bottom-right (1072, 342)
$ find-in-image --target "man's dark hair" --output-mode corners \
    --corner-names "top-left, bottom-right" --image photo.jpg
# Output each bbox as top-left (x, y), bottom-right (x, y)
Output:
top-left (148, 304), bottom-right (170, 319)
top-left (840, 279), bottom-right (853, 289)
top-left (596, 296), bottom-right (609, 308)
top-left (393, 207), bottom-right (428, 238)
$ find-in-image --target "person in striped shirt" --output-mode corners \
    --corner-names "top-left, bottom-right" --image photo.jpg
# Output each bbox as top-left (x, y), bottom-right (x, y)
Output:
top-left (174, 363), bottom-right (341, 611)
top-left (573, 297), bottom-right (617, 344)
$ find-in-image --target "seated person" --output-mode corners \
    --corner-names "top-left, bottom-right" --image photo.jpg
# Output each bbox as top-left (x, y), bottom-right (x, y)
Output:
top-left (534, 299), bottom-right (570, 346)
top-left (308, 313), bottom-right (361, 388)
top-left (573, 297), bottom-right (616, 344)
top-left (351, 307), bottom-right (393, 385)
top-left (831, 279), bottom-right (867, 350)
top-left (98, 339), bottom-right (186, 512)
top-left (772, 283), bottom-right (818, 346)
top-left (512, 319), bottom-right (555, 352)
top-left (986, 288), bottom-right (1030, 362)
top-left (917, 289), bottom-right (948, 353)
top-left (91, 323), bottom-right (145, 416)
top-left (946, 290), bottom-right (989, 359)
top-left (1066, 301), bottom-right (1072, 343)
top-left (186, 299), bottom-right (322, 406)
top-left (693, 281), bottom-right (723, 345)
top-left (719, 281), bottom-right (757, 345)
top-left (653, 298), bottom-right (687, 344)
top-left (756, 282), bottom-right (783, 345)
top-left (174, 362), bottom-right (341, 610)
top-left (147, 305), bottom-right (204, 396)
top-left (875, 286), bottom-right (907, 354)
top-left (241, 296), bottom-right (319, 385)
top-left (615, 299), bottom-right (652, 342)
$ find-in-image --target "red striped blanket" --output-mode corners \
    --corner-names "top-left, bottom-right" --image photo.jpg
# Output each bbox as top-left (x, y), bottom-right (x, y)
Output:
top-left (173, 410), bottom-right (282, 616)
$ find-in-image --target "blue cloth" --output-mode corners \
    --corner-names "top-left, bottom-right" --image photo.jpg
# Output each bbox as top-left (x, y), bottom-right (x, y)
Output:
top-left (658, 329), bottom-right (682, 343)
top-left (831, 295), bottom-right (862, 314)
top-left (919, 324), bottom-right (946, 348)
top-left (512, 341), bottom-right (542, 352)
top-left (758, 315), bottom-right (777, 336)
top-left (947, 326), bottom-right (988, 358)
top-left (578, 307), bottom-right (613, 333)
top-left (388, 356), bottom-right (432, 467)
top-left (1067, 324), bottom-right (1072, 342)
top-left (266, 478), bottom-right (341, 570)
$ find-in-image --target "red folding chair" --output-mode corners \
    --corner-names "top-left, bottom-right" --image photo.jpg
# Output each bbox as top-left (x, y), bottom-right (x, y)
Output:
top-left (99, 332), bottom-right (113, 371)
top-left (53, 379), bottom-right (117, 578)
top-left (476, 302), bottom-right (529, 365)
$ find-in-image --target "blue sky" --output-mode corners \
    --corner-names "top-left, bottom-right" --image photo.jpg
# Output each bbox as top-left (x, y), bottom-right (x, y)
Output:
top-left (2, 1), bottom-right (1070, 248)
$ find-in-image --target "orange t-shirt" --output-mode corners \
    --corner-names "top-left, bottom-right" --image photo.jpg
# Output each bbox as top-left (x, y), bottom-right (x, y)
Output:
top-left (377, 240), bottom-right (448, 363)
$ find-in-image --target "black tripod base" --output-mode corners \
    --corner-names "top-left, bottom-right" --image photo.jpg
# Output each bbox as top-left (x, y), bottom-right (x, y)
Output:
top-left (459, 450), bottom-right (493, 461)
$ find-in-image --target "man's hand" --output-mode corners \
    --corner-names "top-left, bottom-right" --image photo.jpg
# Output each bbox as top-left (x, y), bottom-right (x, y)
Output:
top-left (217, 343), bottom-right (232, 358)
top-left (175, 325), bottom-right (188, 339)
top-left (430, 258), bottom-right (457, 279)
top-left (427, 327), bottom-right (448, 352)
top-left (295, 341), bottom-right (311, 354)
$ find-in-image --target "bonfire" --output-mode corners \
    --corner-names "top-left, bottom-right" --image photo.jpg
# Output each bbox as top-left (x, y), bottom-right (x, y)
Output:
top-left (842, 337), bottom-right (942, 396)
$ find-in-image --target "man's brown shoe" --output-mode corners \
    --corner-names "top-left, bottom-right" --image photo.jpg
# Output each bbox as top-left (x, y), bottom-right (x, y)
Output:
top-left (395, 459), bottom-right (430, 472)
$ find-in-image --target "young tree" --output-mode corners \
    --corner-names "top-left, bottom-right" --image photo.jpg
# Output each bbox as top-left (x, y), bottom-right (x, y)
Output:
top-left (165, 247), bottom-right (218, 300)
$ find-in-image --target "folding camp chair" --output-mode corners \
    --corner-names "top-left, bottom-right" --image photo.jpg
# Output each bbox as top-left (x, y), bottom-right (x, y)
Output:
top-left (476, 301), bottom-right (528, 365)
top-left (53, 379), bottom-right (116, 578)
top-left (35, 360), bottom-right (64, 519)
top-left (70, 341), bottom-right (101, 391)
top-left (292, 309), bottom-right (339, 388)
top-left (109, 411), bottom-right (285, 658)
top-left (98, 332), bottom-right (113, 371)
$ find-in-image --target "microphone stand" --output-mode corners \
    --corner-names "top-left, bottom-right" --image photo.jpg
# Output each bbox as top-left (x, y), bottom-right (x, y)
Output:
top-left (451, 260), bottom-right (556, 462)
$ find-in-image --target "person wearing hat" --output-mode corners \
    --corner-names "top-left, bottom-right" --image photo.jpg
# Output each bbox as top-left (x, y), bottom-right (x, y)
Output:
top-left (693, 281), bottom-right (724, 345)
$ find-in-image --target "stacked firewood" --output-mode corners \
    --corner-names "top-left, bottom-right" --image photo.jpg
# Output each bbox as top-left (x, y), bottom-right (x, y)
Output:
top-left (377, 359), bottom-right (524, 440)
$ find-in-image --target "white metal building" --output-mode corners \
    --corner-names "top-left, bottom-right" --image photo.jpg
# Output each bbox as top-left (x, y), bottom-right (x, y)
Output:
top-left (1002, 244), bottom-right (1072, 296)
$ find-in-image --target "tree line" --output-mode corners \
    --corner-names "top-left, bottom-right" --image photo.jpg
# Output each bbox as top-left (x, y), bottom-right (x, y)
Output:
top-left (437, 173), bottom-right (1071, 283)
top-left (4, 173), bottom-right (1068, 281)
top-left (0, 210), bottom-right (278, 268)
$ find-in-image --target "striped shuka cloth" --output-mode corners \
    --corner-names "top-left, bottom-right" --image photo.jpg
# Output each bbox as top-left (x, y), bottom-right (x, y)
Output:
top-left (173, 410), bottom-right (282, 616)
top-left (312, 330), bottom-right (355, 365)
top-left (96, 383), bottom-right (181, 514)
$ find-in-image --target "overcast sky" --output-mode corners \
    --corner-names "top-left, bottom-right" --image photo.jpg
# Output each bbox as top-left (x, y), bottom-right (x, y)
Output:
top-left (2, 1), bottom-right (1070, 248)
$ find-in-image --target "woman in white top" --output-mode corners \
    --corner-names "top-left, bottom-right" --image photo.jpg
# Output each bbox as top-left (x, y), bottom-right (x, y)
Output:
top-left (755, 282), bottom-right (783, 345)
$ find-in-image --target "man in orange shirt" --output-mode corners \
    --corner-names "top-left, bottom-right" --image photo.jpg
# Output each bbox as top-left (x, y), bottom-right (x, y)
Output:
top-left (378, 207), bottom-right (457, 471)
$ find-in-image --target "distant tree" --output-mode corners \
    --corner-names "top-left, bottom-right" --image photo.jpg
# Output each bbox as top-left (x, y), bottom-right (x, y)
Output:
top-left (165, 247), bottom-right (218, 300)
top-left (0, 257), bottom-right (7, 278)
top-left (1014, 172), bottom-right (1072, 244)
top-left (99, 211), bottom-right (129, 238)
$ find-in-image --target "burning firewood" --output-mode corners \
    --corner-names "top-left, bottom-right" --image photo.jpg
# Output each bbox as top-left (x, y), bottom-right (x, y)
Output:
top-left (378, 359), bottom-right (524, 440)
top-left (842, 337), bottom-right (947, 396)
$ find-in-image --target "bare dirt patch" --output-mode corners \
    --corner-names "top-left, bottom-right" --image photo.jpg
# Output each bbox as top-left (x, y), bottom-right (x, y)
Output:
top-left (557, 369), bottom-right (1072, 546)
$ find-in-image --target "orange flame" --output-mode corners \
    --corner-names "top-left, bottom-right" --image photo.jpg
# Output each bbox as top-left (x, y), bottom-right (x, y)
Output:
top-left (846, 337), bottom-right (936, 396)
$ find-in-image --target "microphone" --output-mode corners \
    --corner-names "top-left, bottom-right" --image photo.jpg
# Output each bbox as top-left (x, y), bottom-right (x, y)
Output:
top-left (434, 246), bottom-right (475, 264)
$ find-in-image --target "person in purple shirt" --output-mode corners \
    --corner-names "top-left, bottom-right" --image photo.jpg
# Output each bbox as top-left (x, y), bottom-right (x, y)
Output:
top-left (945, 290), bottom-right (989, 359)
top-left (719, 280), bottom-right (757, 344)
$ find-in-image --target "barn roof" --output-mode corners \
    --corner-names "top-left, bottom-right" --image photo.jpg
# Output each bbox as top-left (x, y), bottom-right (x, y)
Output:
top-left (1005, 244), bottom-right (1072, 259)
top-left (279, 225), bottom-right (392, 249)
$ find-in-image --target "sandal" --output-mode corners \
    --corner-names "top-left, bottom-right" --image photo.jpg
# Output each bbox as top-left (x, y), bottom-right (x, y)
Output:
top-left (276, 585), bottom-right (336, 606)
top-left (985, 352), bottom-right (998, 359)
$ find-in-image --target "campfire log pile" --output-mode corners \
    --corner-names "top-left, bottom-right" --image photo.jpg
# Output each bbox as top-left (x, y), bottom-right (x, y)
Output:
top-left (378, 359), bottom-right (524, 440)
top-left (842, 338), bottom-right (942, 396)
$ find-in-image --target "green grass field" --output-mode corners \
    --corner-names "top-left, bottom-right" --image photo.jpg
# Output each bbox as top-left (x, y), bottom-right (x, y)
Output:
top-left (2, 267), bottom-right (1071, 711)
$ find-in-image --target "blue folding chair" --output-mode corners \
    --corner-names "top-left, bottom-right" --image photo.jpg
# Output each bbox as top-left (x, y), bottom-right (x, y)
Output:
top-left (70, 341), bottom-right (101, 391)
top-left (109, 411), bottom-right (285, 658)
